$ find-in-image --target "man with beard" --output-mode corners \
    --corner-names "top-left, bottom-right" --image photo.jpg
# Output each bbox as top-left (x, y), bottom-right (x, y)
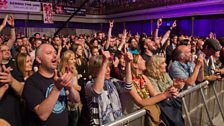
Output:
top-left (128, 37), bottom-right (140, 55)
top-left (169, 45), bottom-right (204, 90)
top-left (141, 37), bottom-right (157, 62)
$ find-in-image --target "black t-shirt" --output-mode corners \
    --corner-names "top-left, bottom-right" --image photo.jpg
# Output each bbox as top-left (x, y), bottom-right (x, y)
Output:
top-left (23, 72), bottom-right (68, 126)
top-left (11, 68), bottom-right (24, 82)
top-left (0, 87), bottom-right (22, 126)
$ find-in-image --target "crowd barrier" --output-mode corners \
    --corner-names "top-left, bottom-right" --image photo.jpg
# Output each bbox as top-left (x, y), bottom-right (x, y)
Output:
top-left (105, 79), bottom-right (224, 126)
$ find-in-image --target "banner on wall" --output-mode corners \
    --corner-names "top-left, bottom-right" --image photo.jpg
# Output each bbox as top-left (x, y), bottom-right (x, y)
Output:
top-left (43, 3), bottom-right (53, 24)
top-left (54, 5), bottom-right (86, 16)
top-left (0, 0), bottom-right (41, 12)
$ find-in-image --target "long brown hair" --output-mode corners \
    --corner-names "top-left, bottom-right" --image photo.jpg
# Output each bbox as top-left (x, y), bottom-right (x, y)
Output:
top-left (16, 53), bottom-right (33, 79)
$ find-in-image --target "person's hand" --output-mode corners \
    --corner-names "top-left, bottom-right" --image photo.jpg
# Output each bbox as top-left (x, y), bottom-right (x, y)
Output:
top-left (7, 15), bottom-right (15, 28)
top-left (74, 84), bottom-right (81, 91)
top-left (122, 29), bottom-right (127, 40)
top-left (207, 74), bottom-right (221, 81)
top-left (0, 65), bottom-right (13, 84)
top-left (109, 20), bottom-right (114, 28)
top-left (124, 51), bottom-right (133, 63)
top-left (195, 54), bottom-right (204, 66)
top-left (113, 57), bottom-right (119, 67)
top-left (164, 86), bottom-right (179, 98)
top-left (101, 49), bottom-right (111, 61)
top-left (157, 18), bottom-right (162, 28)
top-left (54, 70), bottom-right (73, 91)
top-left (170, 20), bottom-right (177, 29)
top-left (1, 15), bottom-right (8, 27)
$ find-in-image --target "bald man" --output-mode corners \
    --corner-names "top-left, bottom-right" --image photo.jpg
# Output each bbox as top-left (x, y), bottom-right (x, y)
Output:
top-left (169, 45), bottom-right (204, 90)
top-left (23, 44), bottom-right (80, 126)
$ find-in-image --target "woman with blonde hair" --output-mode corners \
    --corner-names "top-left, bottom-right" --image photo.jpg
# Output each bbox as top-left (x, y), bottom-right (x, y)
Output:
top-left (59, 50), bottom-right (81, 126)
top-left (145, 55), bottom-right (185, 126)
top-left (129, 54), bottom-right (178, 126)
top-left (146, 55), bottom-right (174, 92)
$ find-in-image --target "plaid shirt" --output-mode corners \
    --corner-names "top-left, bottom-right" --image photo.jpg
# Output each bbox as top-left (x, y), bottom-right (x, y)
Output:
top-left (85, 78), bottom-right (132, 125)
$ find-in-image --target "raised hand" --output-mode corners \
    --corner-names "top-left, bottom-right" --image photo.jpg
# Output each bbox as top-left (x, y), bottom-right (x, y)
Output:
top-left (1, 15), bottom-right (8, 27)
top-left (7, 15), bottom-right (15, 28)
top-left (101, 49), bottom-right (111, 61)
top-left (122, 29), bottom-right (127, 40)
top-left (109, 20), bottom-right (114, 28)
top-left (157, 18), bottom-right (162, 28)
top-left (171, 20), bottom-right (177, 29)
top-left (124, 51), bottom-right (133, 63)
top-left (113, 57), bottom-right (119, 67)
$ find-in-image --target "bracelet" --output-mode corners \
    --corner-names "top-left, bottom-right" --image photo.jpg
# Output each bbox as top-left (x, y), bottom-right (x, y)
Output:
top-left (169, 27), bottom-right (173, 30)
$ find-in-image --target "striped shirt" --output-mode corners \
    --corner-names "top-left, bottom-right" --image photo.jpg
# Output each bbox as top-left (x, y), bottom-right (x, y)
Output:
top-left (85, 78), bottom-right (132, 125)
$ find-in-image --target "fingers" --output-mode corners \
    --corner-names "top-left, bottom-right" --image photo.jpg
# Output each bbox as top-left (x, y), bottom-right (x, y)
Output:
top-left (3, 15), bottom-right (8, 22)
top-left (172, 20), bottom-right (177, 27)
top-left (2, 65), bottom-right (12, 73)
top-left (0, 73), bottom-right (12, 84)
top-left (101, 49), bottom-right (111, 59)
top-left (124, 45), bottom-right (128, 54)
top-left (54, 69), bottom-right (59, 81)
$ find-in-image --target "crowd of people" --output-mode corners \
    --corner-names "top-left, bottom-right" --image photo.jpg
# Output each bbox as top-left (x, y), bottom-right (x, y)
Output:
top-left (0, 14), bottom-right (224, 126)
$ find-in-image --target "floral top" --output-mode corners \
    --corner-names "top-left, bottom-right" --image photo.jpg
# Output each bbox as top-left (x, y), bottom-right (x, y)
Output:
top-left (132, 75), bottom-right (150, 99)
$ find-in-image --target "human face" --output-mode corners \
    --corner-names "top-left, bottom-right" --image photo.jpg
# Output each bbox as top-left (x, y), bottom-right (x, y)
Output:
top-left (20, 46), bottom-right (27, 54)
top-left (39, 44), bottom-right (57, 71)
top-left (76, 46), bottom-right (83, 57)
top-left (67, 53), bottom-right (76, 67)
top-left (131, 38), bottom-right (138, 49)
top-left (16, 39), bottom-right (23, 46)
top-left (1, 45), bottom-right (11, 60)
top-left (172, 36), bottom-right (178, 45)
top-left (105, 65), bottom-right (111, 80)
top-left (25, 56), bottom-right (32, 72)
top-left (93, 40), bottom-right (98, 47)
top-left (183, 46), bottom-right (192, 62)
top-left (35, 33), bottom-right (41, 38)
top-left (98, 33), bottom-right (103, 40)
top-left (145, 38), bottom-right (156, 51)
top-left (119, 55), bottom-right (125, 67)
top-left (35, 40), bottom-right (42, 48)
top-left (54, 37), bottom-right (62, 49)
top-left (92, 48), bottom-right (99, 56)
top-left (159, 57), bottom-right (167, 73)
top-left (138, 56), bottom-right (146, 71)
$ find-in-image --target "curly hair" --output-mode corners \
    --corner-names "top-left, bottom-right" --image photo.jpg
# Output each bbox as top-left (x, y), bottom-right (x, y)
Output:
top-left (145, 55), bottom-right (165, 80)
